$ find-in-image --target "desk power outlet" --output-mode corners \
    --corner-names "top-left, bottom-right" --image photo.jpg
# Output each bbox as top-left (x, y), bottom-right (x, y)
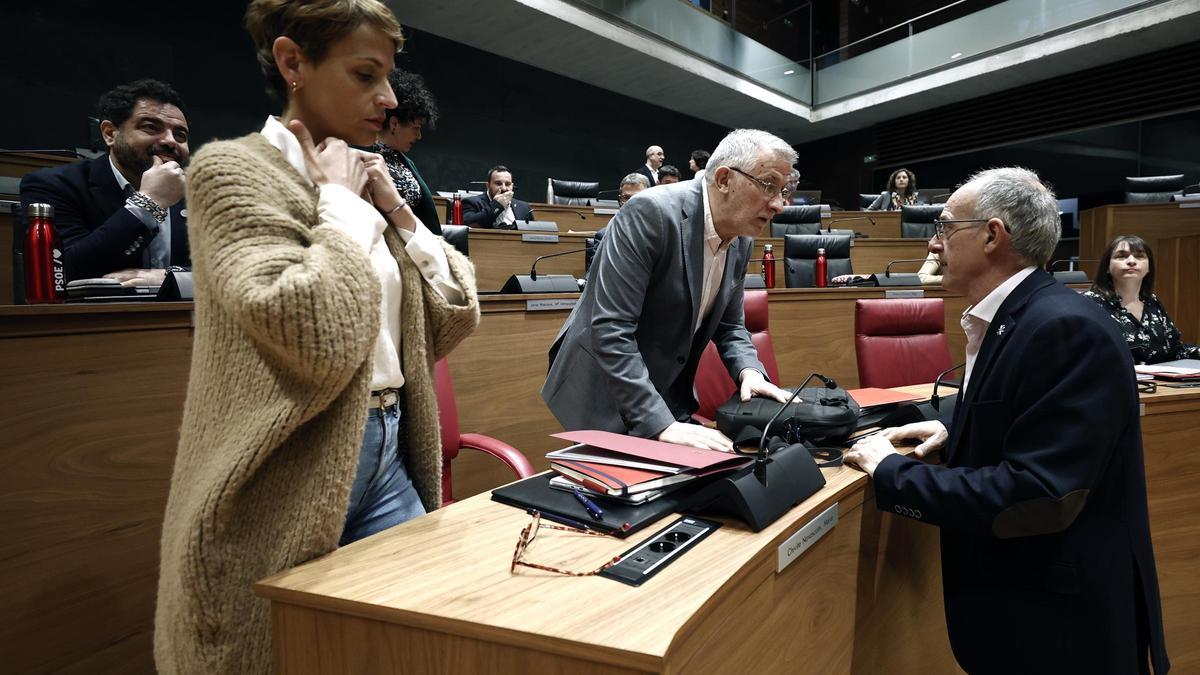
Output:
top-left (600, 516), bottom-right (720, 587)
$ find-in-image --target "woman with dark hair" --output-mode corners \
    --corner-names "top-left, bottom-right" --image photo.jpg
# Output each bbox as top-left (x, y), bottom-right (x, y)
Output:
top-left (866, 167), bottom-right (922, 211)
top-left (1084, 235), bottom-right (1197, 364)
top-left (154, 1), bottom-right (478, 671)
top-left (369, 68), bottom-right (443, 235)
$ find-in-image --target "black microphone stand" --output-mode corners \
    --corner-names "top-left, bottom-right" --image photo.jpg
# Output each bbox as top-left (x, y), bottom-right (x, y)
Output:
top-left (689, 373), bottom-right (832, 532)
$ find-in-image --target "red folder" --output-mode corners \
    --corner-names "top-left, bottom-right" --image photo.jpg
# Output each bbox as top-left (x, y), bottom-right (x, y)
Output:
top-left (550, 430), bottom-right (749, 472)
top-left (550, 459), bottom-right (696, 496)
top-left (847, 387), bottom-right (924, 408)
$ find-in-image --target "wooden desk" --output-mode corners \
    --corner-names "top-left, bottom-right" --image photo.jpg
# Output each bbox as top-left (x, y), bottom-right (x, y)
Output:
top-left (258, 448), bottom-right (957, 674)
top-left (469, 231), bottom-right (931, 292)
top-left (1079, 202), bottom-right (1200, 341)
top-left (757, 210), bottom-right (902, 239)
top-left (0, 303), bottom-right (193, 674)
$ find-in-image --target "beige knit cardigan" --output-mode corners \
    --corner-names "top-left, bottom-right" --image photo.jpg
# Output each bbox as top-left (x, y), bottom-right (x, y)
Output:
top-left (154, 133), bottom-right (479, 674)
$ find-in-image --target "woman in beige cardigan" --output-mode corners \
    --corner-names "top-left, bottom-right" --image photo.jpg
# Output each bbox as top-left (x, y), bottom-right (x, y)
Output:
top-left (154, 1), bottom-right (479, 672)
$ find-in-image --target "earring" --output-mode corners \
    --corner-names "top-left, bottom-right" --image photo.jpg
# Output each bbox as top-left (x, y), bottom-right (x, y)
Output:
top-left (291, 81), bottom-right (299, 92)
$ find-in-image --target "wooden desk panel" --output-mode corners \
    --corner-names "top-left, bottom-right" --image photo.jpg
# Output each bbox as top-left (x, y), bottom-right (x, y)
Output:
top-left (0, 303), bottom-right (192, 674)
top-left (259, 451), bottom-right (957, 675)
top-left (758, 210), bottom-right (902, 239)
top-left (751, 237), bottom-right (931, 278)
top-left (1079, 203), bottom-right (1200, 342)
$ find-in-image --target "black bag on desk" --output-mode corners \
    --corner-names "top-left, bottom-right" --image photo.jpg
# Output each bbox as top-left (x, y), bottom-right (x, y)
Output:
top-left (715, 386), bottom-right (860, 446)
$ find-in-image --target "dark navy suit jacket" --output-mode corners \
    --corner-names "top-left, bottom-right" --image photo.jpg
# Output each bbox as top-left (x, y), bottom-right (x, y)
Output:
top-left (460, 192), bottom-right (534, 229)
top-left (873, 269), bottom-right (1168, 674)
top-left (632, 164), bottom-right (657, 187)
top-left (20, 156), bottom-right (189, 281)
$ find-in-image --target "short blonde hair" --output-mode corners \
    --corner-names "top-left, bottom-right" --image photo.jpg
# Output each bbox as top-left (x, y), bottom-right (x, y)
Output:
top-left (245, 0), bottom-right (404, 102)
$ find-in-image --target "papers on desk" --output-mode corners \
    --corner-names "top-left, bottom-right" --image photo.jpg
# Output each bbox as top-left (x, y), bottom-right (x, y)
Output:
top-left (546, 429), bottom-right (751, 501)
top-left (847, 387), bottom-right (924, 408)
top-left (1135, 361), bottom-right (1200, 381)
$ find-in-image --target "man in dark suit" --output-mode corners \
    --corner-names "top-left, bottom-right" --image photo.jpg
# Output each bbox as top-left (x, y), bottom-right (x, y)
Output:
top-left (460, 165), bottom-right (534, 229)
top-left (632, 145), bottom-right (664, 186)
top-left (845, 167), bottom-right (1169, 675)
top-left (20, 79), bottom-right (191, 284)
top-left (543, 129), bottom-right (793, 452)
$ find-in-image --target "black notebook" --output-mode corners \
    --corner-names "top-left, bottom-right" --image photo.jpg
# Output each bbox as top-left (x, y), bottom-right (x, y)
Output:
top-left (491, 473), bottom-right (709, 537)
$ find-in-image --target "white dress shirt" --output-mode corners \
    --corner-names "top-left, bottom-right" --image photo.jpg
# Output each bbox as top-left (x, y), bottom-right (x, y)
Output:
top-left (961, 266), bottom-right (1036, 393)
top-left (260, 116), bottom-right (464, 390)
top-left (645, 163), bottom-right (659, 184)
top-left (697, 181), bottom-right (732, 334)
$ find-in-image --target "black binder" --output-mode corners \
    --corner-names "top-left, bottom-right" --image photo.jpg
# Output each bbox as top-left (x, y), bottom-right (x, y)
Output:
top-left (491, 473), bottom-right (708, 537)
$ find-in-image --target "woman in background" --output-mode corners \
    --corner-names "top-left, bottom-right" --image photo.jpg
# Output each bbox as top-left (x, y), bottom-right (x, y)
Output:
top-left (154, 1), bottom-right (478, 672)
top-left (1084, 235), bottom-right (1198, 364)
top-left (369, 68), bottom-right (443, 235)
top-left (867, 167), bottom-right (922, 211)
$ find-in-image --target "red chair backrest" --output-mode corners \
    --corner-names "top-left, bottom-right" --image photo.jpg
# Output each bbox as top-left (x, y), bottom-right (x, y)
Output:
top-left (434, 358), bottom-right (460, 501)
top-left (854, 298), bottom-right (953, 388)
top-left (693, 291), bottom-right (780, 421)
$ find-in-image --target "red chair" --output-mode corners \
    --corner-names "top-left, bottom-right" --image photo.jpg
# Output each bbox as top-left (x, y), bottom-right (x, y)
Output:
top-left (435, 359), bottom-right (534, 505)
top-left (693, 291), bottom-right (781, 424)
top-left (854, 299), bottom-right (953, 388)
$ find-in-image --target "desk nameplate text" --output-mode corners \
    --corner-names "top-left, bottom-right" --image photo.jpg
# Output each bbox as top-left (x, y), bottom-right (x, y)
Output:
top-left (778, 502), bottom-right (838, 573)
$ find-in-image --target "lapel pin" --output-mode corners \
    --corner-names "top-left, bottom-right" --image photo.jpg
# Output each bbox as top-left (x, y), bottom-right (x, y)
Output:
top-left (996, 324), bottom-right (1007, 336)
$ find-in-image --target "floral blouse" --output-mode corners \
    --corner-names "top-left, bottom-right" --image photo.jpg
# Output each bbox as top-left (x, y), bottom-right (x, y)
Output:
top-left (369, 142), bottom-right (422, 206)
top-left (1083, 291), bottom-right (1199, 364)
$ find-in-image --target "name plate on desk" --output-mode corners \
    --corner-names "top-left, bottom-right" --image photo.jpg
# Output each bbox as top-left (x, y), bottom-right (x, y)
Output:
top-left (777, 502), bottom-right (838, 573)
top-left (884, 289), bottom-right (924, 299)
top-left (521, 233), bottom-right (559, 243)
top-left (526, 298), bottom-right (577, 312)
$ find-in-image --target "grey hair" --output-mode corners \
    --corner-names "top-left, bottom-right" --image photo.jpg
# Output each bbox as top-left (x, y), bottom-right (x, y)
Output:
top-left (966, 167), bottom-right (1060, 266)
top-left (645, 145), bottom-right (662, 158)
top-left (620, 172), bottom-right (651, 189)
top-left (705, 129), bottom-right (798, 187)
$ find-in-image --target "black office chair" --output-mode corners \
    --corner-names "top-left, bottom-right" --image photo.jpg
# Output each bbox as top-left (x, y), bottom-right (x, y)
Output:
top-left (440, 225), bottom-right (469, 257)
top-left (900, 204), bottom-right (943, 239)
top-left (859, 193), bottom-right (878, 209)
top-left (547, 178), bottom-right (600, 206)
top-left (1124, 175), bottom-right (1186, 203)
top-left (783, 234), bottom-right (852, 288)
top-left (770, 205), bottom-right (823, 237)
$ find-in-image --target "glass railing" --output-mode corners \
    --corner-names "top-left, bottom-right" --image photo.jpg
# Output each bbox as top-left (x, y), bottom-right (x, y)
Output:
top-left (571, 0), bottom-right (1165, 108)
top-left (572, 0), bottom-right (813, 104)
top-left (812, 0), bottom-right (1161, 104)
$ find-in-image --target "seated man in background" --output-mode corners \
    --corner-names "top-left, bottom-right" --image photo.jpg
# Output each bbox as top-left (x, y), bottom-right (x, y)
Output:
top-left (544, 129), bottom-right (793, 451)
top-left (616, 172), bottom-right (650, 207)
top-left (20, 79), bottom-right (191, 284)
top-left (657, 165), bottom-right (681, 185)
top-left (461, 165), bottom-right (533, 229)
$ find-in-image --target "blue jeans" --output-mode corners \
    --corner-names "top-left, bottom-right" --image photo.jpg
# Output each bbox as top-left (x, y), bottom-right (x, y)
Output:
top-left (339, 404), bottom-right (426, 546)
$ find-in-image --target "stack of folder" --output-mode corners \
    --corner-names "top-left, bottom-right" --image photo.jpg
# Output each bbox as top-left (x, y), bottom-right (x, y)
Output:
top-left (546, 430), bottom-right (751, 505)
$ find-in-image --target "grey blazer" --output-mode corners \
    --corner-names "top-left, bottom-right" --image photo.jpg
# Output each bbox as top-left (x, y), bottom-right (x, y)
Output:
top-left (541, 180), bottom-right (764, 438)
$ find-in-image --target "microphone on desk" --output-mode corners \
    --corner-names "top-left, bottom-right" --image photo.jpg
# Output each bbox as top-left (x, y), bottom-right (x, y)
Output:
top-left (687, 373), bottom-right (831, 532)
top-left (931, 363), bottom-right (965, 412)
top-left (500, 248), bottom-right (586, 293)
top-left (1048, 259), bottom-right (1097, 284)
top-left (825, 216), bottom-right (876, 235)
top-left (864, 258), bottom-right (928, 287)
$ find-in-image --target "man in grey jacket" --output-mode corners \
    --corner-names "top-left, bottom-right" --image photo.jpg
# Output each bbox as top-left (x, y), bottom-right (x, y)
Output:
top-left (542, 129), bottom-right (794, 451)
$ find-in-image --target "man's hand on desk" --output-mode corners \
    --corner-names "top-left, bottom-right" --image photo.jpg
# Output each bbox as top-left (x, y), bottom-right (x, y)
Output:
top-left (657, 422), bottom-right (734, 453)
top-left (738, 368), bottom-right (791, 403)
top-left (103, 268), bottom-right (167, 286)
top-left (845, 421), bottom-right (948, 477)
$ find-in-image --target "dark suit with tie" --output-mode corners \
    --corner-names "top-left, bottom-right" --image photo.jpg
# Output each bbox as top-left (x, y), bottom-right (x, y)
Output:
top-left (20, 156), bottom-right (189, 281)
top-left (460, 192), bottom-right (534, 229)
top-left (633, 164), bottom-right (657, 186)
top-left (873, 270), bottom-right (1168, 674)
top-left (542, 179), bottom-right (763, 437)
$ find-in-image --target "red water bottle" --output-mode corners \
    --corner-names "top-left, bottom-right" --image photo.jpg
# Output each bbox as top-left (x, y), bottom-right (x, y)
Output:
top-left (814, 247), bottom-right (827, 288)
top-left (451, 192), bottom-right (463, 225)
top-left (23, 203), bottom-right (65, 304)
top-left (761, 243), bottom-right (776, 289)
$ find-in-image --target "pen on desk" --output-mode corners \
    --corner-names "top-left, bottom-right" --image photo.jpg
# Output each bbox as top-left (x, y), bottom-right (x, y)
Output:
top-left (526, 508), bottom-right (594, 530)
top-left (572, 486), bottom-right (605, 520)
